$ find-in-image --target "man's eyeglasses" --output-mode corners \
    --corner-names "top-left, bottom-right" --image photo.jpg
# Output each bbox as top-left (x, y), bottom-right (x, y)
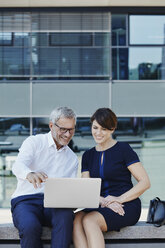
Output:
top-left (54, 123), bottom-right (75, 134)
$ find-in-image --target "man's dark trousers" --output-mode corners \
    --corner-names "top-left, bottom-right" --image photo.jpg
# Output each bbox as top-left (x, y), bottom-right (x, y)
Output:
top-left (11, 194), bottom-right (74, 248)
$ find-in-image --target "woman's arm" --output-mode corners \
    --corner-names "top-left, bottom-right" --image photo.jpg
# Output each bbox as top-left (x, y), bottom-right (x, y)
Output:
top-left (104, 162), bottom-right (150, 205)
top-left (119, 162), bottom-right (150, 203)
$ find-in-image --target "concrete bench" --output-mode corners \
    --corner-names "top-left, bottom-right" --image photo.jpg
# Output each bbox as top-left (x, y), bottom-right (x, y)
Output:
top-left (0, 221), bottom-right (165, 247)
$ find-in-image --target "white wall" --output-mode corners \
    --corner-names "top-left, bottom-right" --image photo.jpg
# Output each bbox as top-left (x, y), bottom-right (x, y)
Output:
top-left (0, 0), bottom-right (165, 7)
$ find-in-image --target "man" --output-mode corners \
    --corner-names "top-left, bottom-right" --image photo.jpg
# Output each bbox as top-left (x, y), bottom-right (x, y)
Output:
top-left (11, 107), bottom-right (79, 248)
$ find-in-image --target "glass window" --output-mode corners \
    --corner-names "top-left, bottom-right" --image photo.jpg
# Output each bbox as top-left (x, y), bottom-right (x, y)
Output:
top-left (0, 118), bottom-right (30, 207)
top-left (49, 33), bottom-right (93, 46)
top-left (0, 32), bottom-right (13, 46)
top-left (0, 11), bottom-right (110, 79)
top-left (112, 48), bottom-right (128, 79)
top-left (32, 117), bottom-right (49, 134)
top-left (113, 47), bottom-right (165, 80)
top-left (0, 47), bottom-right (30, 75)
top-left (31, 33), bottom-right (49, 47)
top-left (14, 32), bottom-right (30, 47)
top-left (0, 118), bottom-right (30, 136)
top-left (115, 117), bottom-right (142, 137)
top-left (112, 14), bottom-right (127, 46)
top-left (143, 117), bottom-right (165, 131)
top-left (130, 15), bottom-right (165, 45)
top-left (1, 117), bottom-right (165, 208)
top-left (129, 47), bottom-right (164, 80)
top-left (32, 48), bottom-right (60, 75)
top-left (0, 47), bottom-right (2, 74)
top-left (95, 33), bottom-right (110, 46)
top-left (33, 47), bottom-right (110, 77)
top-left (82, 48), bottom-right (110, 76)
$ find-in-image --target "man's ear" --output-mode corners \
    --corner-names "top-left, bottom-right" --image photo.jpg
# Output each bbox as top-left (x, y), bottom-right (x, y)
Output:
top-left (49, 122), bottom-right (53, 130)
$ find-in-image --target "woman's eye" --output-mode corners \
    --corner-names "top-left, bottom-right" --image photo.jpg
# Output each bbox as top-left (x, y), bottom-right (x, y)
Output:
top-left (93, 126), bottom-right (98, 129)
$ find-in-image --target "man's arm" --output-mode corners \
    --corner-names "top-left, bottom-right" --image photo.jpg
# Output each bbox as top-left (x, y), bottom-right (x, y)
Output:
top-left (12, 136), bottom-right (48, 188)
top-left (70, 157), bottom-right (79, 178)
top-left (26, 172), bottom-right (48, 188)
top-left (12, 136), bottom-right (37, 179)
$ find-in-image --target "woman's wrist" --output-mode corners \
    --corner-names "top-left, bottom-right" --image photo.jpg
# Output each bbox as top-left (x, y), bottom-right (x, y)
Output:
top-left (118, 195), bottom-right (125, 204)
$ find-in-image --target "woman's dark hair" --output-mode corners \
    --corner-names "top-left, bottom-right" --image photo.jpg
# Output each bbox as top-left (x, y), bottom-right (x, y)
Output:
top-left (91, 108), bottom-right (117, 130)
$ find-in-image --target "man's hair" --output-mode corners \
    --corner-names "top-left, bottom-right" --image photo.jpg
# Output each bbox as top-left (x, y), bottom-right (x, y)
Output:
top-left (49, 107), bottom-right (76, 124)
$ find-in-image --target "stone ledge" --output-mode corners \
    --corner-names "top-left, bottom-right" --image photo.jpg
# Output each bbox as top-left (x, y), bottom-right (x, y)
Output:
top-left (0, 221), bottom-right (165, 240)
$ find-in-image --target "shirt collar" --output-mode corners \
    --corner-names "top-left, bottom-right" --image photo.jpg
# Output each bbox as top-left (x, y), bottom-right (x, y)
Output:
top-left (47, 131), bottom-right (67, 151)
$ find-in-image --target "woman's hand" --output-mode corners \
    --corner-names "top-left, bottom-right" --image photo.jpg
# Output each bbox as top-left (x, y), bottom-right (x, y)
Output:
top-left (99, 195), bottom-right (125, 216)
top-left (102, 195), bottom-right (122, 207)
top-left (107, 202), bottom-right (125, 216)
top-left (99, 196), bottom-right (106, 207)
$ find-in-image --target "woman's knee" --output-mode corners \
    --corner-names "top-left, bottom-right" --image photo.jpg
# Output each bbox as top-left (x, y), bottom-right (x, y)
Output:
top-left (74, 211), bottom-right (86, 225)
top-left (82, 214), bottom-right (96, 229)
top-left (82, 212), bottom-right (107, 232)
top-left (73, 211), bottom-right (86, 233)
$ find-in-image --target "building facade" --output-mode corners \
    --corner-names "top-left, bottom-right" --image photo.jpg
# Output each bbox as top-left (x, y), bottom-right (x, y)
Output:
top-left (0, 1), bottom-right (165, 207)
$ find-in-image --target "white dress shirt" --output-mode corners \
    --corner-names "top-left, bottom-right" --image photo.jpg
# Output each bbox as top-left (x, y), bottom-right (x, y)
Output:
top-left (12, 131), bottom-right (79, 199)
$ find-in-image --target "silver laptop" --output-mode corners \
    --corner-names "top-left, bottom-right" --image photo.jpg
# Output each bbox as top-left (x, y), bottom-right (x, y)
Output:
top-left (44, 177), bottom-right (101, 208)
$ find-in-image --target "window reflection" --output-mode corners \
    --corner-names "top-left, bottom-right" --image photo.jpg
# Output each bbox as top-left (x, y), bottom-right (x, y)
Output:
top-left (0, 118), bottom-right (30, 207)
top-left (14, 32), bottom-right (30, 46)
top-left (112, 48), bottom-right (128, 79)
top-left (95, 33), bottom-right (110, 46)
top-left (33, 47), bottom-right (110, 77)
top-left (1, 117), bottom-right (165, 207)
top-left (0, 118), bottom-right (30, 136)
top-left (112, 47), bottom-right (165, 80)
top-left (49, 33), bottom-right (93, 46)
top-left (129, 48), bottom-right (165, 80)
top-left (0, 32), bottom-right (13, 46)
top-left (112, 14), bottom-right (126, 46)
top-left (0, 11), bottom-right (110, 78)
top-left (0, 48), bottom-right (30, 75)
top-left (130, 15), bottom-right (165, 45)
top-left (32, 117), bottom-right (49, 134)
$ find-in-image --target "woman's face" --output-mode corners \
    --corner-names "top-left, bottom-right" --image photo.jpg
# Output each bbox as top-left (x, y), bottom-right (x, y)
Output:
top-left (91, 120), bottom-right (114, 145)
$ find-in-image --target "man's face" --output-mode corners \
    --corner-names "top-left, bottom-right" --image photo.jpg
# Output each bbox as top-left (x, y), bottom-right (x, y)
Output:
top-left (49, 117), bottom-right (76, 149)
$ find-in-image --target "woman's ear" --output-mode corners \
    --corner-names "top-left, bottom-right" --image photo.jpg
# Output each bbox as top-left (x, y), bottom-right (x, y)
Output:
top-left (110, 128), bottom-right (115, 134)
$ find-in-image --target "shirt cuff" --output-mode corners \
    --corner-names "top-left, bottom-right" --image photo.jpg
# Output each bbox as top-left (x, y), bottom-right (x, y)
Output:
top-left (18, 168), bottom-right (33, 180)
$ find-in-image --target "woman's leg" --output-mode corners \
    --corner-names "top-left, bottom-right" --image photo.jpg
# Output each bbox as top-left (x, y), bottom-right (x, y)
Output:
top-left (82, 211), bottom-right (107, 248)
top-left (73, 211), bottom-right (88, 248)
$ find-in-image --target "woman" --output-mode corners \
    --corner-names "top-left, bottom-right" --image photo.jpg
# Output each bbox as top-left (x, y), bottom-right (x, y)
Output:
top-left (73, 108), bottom-right (150, 248)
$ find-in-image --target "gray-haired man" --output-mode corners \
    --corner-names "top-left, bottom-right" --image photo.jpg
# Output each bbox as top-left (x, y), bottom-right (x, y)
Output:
top-left (11, 107), bottom-right (79, 248)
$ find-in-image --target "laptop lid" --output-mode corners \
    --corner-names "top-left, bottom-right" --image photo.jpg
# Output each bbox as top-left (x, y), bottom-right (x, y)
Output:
top-left (44, 178), bottom-right (101, 208)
